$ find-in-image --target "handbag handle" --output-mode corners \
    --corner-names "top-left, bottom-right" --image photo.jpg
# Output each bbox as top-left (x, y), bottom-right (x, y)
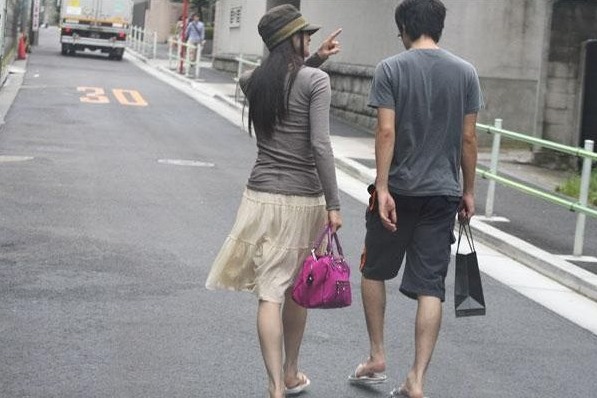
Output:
top-left (456, 221), bottom-right (476, 253)
top-left (311, 225), bottom-right (344, 258)
top-left (325, 226), bottom-right (344, 257)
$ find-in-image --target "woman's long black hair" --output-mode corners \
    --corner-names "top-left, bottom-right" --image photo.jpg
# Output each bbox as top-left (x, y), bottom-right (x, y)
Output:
top-left (246, 33), bottom-right (305, 139)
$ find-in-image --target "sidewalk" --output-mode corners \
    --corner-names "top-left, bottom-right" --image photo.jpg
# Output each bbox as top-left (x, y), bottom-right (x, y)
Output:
top-left (124, 46), bottom-right (597, 303)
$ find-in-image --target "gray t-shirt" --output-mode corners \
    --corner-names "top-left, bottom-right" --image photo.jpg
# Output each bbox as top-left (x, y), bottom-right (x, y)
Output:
top-left (240, 66), bottom-right (340, 210)
top-left (368, 48), bottom-right (483, 197)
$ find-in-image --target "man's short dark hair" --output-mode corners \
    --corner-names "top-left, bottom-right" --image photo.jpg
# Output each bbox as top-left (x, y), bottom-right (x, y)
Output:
top-left (395, 0), bottom-right (446, 43)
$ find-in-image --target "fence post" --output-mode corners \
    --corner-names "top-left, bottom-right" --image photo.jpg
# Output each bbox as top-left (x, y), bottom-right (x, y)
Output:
top-left (134, 26), bottom-right (140, 51)
top-left (185, 43), bottom-right (192, 76)
top-left (237, 53), bottom-right (243, 81)
top-left (573, 139), bottom-right (594, 256)
top-left (133, 26), bottom-right (139, 51)
top-left (485, 118), bottom-right (503, 218)
top-left (142, 28), bottom-right (147, 55)
top-left (168, 38), bottom-right (173, 68)
top-left (195, 44), bottom-right (201, 78)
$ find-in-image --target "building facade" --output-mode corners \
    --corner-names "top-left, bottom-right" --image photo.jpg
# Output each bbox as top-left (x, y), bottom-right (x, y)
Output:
top-left (0, 0), bottom-right (33, 85)
top-left (212, 0), bottom-right (597, 161)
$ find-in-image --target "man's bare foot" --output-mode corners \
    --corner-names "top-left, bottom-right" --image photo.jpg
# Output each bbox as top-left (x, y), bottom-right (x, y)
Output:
top-left (348, 357), bottom-right (387, 384)
top-left (355, 358), bottom-right (386, 377)
top-left (392, 373), bottom-right (424, 398)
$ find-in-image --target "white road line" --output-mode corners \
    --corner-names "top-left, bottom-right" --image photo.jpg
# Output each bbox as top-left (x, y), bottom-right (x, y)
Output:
top-left (336, 168), bottom-right (597, 335)
top-left (158, 159), bottom-right (215, 168)
top-left (0, 155), bottom-right (34, 162)
top-left (474, 215), bottom-right (511, 223)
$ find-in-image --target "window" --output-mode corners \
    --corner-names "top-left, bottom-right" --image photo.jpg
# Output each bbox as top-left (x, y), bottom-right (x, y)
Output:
top-left (230, 6), bottom-right (241, 28)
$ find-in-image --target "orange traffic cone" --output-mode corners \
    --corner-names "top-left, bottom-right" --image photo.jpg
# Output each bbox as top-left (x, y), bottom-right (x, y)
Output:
top-left (17, 34), bottom-right (27, 60)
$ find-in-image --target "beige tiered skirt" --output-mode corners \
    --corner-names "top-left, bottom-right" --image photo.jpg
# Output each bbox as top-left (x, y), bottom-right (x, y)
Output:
top-left (205, 189), bottom-right (327, 303)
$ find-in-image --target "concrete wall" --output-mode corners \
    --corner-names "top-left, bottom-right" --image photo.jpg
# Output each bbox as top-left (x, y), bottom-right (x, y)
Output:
top-left (300, 0), bottom-right (551, 139)
top-left (144, 0), bottom-right (181, 43)
top-left (212, 0), bottom-right (596, 154)
top-left (543, 0), bottom-right (597, 148)
top-left (212, 0), bottom-right (265, 73)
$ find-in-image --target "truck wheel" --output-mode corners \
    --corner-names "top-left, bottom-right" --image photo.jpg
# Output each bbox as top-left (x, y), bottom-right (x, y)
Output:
top-left (111, 49), bottom-right (124, 61)
top-left (61, 44), bottom-right (68, 55)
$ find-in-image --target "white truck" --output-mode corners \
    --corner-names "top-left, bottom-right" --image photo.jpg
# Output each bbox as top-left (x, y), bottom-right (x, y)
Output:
top-left (60, 0), bottom-right (133, 60)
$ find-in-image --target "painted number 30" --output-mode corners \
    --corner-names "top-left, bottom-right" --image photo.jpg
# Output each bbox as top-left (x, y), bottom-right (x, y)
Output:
top-left (77, 87), bottom-right (148, 107)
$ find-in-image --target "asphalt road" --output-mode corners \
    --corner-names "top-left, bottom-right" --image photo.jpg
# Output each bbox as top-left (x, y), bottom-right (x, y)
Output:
top-left (0, 30), bottom-right (596, 398)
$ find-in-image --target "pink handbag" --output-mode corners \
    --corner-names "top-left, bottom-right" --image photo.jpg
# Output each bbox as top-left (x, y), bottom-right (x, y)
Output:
top-left (292, 226), bottom-right (352, 309)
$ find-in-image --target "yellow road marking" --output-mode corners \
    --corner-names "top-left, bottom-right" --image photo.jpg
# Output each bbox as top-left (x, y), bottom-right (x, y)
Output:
top-left (78, 87), bottom-right (109, 104)
top-left (112, 89), bottom-right (148, 107)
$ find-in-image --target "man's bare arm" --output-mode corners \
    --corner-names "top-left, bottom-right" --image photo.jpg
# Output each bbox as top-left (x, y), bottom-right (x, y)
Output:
top-left (375, 108), bottom-right (397, 231)
top-left (459, 113), bottom-right (478, 221)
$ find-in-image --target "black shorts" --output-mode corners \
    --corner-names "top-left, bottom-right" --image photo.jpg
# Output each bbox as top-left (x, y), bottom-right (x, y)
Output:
top-left (360, 186), bottom-right (460, 301)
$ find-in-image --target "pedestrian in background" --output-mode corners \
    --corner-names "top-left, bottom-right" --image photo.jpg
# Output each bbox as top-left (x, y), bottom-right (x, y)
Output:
top-left (348, 0), bottom-right (483, 397)
top-left (185, 13), bottom-right (205, 63)
top-left (205, 5), bottom-right (343, 398)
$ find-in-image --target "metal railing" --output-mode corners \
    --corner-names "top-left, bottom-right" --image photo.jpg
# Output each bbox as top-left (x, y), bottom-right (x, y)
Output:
top-left (167, 37), bottom-right (202, 78)
top-left (234, 54), bottom-right (261, 82)
top-left (128, 25), bottom-right (158, 59)
top-left (232, 54), bottom-right (261, 103)
top-left (477, 118), bottom-right (595, 256)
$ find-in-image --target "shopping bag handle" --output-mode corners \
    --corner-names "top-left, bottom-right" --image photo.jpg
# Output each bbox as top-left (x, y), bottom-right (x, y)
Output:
top-left (457, 222), bottom-right (476, 253)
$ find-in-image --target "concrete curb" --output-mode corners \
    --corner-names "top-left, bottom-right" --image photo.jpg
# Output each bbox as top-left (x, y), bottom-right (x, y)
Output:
top-left (0, 60), bottom-right (28, 127)
top-left (126, 48), bottom-right (244, 112)
top-left (335, 156), bottom-right (597, 301)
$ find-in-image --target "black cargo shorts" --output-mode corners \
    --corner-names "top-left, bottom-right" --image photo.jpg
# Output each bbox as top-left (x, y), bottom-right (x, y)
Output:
top-left (360, 185), bottom-right (460, 302)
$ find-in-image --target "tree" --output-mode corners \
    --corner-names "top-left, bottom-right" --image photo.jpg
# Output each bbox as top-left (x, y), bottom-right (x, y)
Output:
top-left (172, 0), bottom-right (217, 19)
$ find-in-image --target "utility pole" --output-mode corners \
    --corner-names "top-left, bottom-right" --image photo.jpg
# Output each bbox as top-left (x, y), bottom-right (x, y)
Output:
top-left (31, 0), bottom-right (41, 45)
top-left (179, 0), bottom-right (188, 73)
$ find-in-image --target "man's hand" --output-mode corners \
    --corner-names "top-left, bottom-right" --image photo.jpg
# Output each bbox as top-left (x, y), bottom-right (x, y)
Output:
top-left (376, 187), bottom-right (397, 232)
top-left (316, 28), bottom-right (342, 61)
top-left (458, 192), bottom-right (475, 223)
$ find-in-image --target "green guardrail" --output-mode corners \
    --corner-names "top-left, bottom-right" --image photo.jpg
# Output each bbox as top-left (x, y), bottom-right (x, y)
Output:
top-left (476, 119), bottom-right (595, 256)
top-left (476, 123), bottom-right (597, 162)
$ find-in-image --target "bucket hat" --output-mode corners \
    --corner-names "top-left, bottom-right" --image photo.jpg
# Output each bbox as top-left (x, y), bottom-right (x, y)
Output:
top-left (258, 4), bottom-right (321, 50)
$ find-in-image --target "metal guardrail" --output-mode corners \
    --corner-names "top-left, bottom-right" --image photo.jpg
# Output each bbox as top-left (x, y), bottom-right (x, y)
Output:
top-left (232, 55), bottom-right (261, 104)
top-left (167, 37), bottom-right (202, 78)
top-left (234, 54), bottom-right (260, 82)
top-left (477, 119), bottom-right (595, 256)
top-left (128, 25), bottom-right (158, 59)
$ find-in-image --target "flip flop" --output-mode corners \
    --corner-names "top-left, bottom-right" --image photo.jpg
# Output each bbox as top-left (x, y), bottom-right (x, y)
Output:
top-left (348, 363), bottom-right (388, 385)
top-left (389, 386), bottom-right (428, 398)
top-left (285, 373), bottom-right (310, 396)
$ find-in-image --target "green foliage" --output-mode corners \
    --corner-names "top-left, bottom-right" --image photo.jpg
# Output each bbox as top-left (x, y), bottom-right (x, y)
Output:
top-left (556, 171), bottom-right (597, 206)
top-left (204, 26), bottom-right (214, 40)
top-left (171, 0), bottom-right (216, 12)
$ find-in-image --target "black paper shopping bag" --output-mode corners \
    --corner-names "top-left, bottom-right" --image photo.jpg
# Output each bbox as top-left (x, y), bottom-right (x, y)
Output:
top-left (454, 222), bottom-right (486, 317)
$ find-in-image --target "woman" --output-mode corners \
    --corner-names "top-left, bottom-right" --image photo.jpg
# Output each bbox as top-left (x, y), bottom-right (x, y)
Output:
top-left (205, 5), bottom-right (342, 398)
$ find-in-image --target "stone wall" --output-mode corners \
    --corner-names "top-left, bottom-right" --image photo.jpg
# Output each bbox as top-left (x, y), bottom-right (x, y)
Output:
top-left (322, 63), bottom-right (376, 132)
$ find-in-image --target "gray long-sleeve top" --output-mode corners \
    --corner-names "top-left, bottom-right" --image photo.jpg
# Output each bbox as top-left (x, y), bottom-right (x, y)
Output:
top-left (240, 66), bottom-right (340, 211)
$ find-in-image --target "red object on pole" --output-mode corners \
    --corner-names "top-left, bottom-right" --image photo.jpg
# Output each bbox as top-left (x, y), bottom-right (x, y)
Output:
top-left (17, 33), bottom-right (27, 60)
top-left (179, 0), bottom-right (189, 73)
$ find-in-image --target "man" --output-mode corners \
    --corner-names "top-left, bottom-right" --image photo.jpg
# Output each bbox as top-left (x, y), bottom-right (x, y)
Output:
top-left (185, 13), bottom-right (205, 62)
top-left (348, 1), bottom-right (483, 397)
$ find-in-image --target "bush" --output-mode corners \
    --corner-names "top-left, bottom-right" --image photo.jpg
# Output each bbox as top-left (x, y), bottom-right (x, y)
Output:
top-left (204, 25), bottom-right (213, 40)
top-left (556, 171), bottom-right (597, 206)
